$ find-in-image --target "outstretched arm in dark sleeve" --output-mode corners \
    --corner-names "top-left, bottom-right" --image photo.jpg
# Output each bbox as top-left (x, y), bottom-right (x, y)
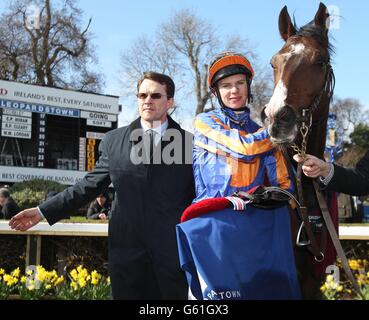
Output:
top-left (9, 135), bottom-right (112, 230)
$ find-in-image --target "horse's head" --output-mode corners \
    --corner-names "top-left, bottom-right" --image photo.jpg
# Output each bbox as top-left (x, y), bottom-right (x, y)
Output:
top-left (262, 3), bottom-right (334, 147)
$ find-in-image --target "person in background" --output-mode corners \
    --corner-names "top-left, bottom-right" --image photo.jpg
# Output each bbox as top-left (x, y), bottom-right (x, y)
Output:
top-left (0, 188), bottom-right (20, 220)
top-left (86, 192), bottom-right (111, 220)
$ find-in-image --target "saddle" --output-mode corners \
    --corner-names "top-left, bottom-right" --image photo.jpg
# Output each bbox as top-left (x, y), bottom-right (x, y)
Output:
top-left (233, 185), bottom-right (297, 209)
top-left (181, 185), bottom-right (295, 223)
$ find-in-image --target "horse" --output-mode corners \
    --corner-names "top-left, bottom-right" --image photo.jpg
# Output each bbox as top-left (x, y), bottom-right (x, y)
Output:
top-left (261, 3), bottom-right (339, 299)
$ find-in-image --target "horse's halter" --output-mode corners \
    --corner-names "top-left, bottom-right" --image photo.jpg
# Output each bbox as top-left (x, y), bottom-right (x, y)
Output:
top-left (290, 61), bottom-right (335, 159)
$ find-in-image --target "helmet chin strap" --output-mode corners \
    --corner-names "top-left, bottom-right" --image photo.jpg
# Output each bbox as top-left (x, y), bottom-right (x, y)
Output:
top-left (223, 105), bottom-right (248, 112)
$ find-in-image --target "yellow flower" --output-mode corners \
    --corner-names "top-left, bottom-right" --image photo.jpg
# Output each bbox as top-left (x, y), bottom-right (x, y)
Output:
top-left (79, 268), bottom-right (89, 280)
top-left (325, 281), bottom-right (335, 290)
top-left (337, 285), bottom-right (343, 292)
top-left (3, 274), bottom-right (11, 282)
top-left (26, 269), bottom-right (33, 276)
top-left (4, 274), bottom-right (18, 286)
top-left (320, 284), bottom-right (327, 292)
top-left (11, 267), bottom-right (20, 278)
top-left (70, 269), bottom-right (78, 281)
top-left (45, 284), bottom-right (52, 290)
top-left (0, 268), bottom-right (5, 275)
top-left (35, 266), bottom-right (48, 282)
top-left (326, 275), bottom-right (334, 282)
top-left (54, 275), bottom-right (64, 286)
top-left (91, 271), bottom-right (102, 285)
top-left (107, 277), bottom-right (110, 284)
top-left (367, 271), bottom-right (369, 278)
top-left (21, 276), bottom-right (27, 283)
top-left (77, 265), bottom-right (83, 273)
top-left (51, 270), bottom-right (58, 279)
top-left (349, 259), bottom-right (360, 271)
top-left (78, 278), bottom-right (87, 288)
top-left (70, 281), bottom-right (78, 291)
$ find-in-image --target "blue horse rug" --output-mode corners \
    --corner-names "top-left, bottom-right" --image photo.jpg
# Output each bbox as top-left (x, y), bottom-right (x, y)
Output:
top-left (176, 200), bottom-right (301, 300)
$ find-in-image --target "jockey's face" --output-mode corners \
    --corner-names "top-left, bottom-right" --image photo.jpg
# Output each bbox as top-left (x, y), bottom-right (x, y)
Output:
top-left (217, 74), bottom-right (248, 109)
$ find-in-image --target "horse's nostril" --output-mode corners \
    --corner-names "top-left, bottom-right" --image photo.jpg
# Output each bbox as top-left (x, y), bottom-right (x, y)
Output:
top-left (279, 109), bottom-right (288, 119)
top-left (276, 106), bottom-right (295, 123)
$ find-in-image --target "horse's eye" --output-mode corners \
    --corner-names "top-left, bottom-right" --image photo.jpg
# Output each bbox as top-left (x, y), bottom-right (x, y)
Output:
top-left (314, 58), bottom-right (326, 67)
top-left (270, 62), bottom-right (275, 69)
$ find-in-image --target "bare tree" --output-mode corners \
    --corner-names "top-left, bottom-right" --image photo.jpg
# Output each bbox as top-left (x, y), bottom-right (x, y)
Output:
top-left (0, 0), bottom-right (103, 91)
top-left (120, 9), bottom-right (271, 116)
top-left (121, 35), bottom-right (179, 87)
top-left (0, 8), bottom-right (30, 81)
top-left (330, 97), bottom-right (365, 133)
top-left (249, 64), bottom-right (274, 123)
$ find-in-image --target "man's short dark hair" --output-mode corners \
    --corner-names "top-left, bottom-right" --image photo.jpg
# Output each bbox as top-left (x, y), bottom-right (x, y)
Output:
top-left (0, 188), bottom-right (10, 198)
top-left (137, 72), bottom-right (175, 98)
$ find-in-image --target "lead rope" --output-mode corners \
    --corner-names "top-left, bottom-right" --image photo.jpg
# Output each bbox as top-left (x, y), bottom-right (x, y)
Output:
top-left (313, 181), bottom-right (364, 299)
top-left (286, 112), bottom-right (325, 261)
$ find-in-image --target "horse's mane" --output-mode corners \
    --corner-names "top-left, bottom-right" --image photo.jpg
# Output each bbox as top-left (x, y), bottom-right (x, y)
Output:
top-left (292, 19), bottom-right (335, 58)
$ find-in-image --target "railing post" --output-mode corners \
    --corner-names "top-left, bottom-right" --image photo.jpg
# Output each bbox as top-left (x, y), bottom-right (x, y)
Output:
top-left (26, 235), bottom-right (42, 267)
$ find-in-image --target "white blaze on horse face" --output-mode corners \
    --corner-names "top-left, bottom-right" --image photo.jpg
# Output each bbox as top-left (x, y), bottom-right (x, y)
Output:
top-left (265, 79), bottom-right (287, 118)
top-left (291, 43), bottom-right (305, 54)
top-left (282, 43), bottom-right (306, 59)
top-left (265, 43), bottom-right (305, 118)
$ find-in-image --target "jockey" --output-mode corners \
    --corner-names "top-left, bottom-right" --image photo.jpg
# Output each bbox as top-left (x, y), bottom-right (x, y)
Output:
top-left (176, 51), bottom-right (301, 300)
top-left (193, 51), bottom-right (292, 201)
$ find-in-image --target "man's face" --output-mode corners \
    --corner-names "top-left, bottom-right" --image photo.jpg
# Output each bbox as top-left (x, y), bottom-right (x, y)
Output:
top-left (137, 79), bottom-right (173, 126)
top-left (0, 195), bottom-right (6, 206)
top-left (217, 74), bottom-right (248, 109)
top-left (96, 195), bottom-right (106, 206)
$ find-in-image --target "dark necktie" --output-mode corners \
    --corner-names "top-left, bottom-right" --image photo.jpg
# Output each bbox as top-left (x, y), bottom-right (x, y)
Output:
top-left (146, 129), bottom-right (155, 164)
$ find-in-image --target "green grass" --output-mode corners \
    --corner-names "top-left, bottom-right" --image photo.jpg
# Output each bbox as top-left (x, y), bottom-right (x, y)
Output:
top-left (58, 216), bottom-right (108, 224)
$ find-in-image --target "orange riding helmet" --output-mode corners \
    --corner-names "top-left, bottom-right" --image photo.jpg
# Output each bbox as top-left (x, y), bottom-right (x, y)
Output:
top-left (208, 52), bottom-right (254, 105)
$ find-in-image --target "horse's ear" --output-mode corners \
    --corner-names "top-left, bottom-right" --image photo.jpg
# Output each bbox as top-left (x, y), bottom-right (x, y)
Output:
top-left (279, 6), bottom-right (296, 41)
top-left (314, 2), bottom-right (330, 32)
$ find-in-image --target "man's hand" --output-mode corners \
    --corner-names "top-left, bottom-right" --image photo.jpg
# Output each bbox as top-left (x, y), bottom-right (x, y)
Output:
top-left (9, 208), bottom-right (43, 231)
top-left (293, 154), bottom-right (330, 178)
top-left (98, 213), bottom-right (107, 220)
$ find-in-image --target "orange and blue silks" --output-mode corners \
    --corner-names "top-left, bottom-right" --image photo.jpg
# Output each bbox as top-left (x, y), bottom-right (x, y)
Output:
top-left (192, 108), bottom-right (292, 202)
